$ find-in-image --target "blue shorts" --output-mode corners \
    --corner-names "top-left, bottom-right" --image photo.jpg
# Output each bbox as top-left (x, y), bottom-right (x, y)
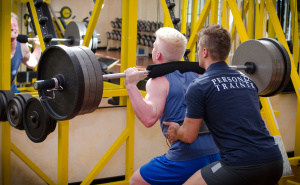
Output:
top-left (140, 153), bottom-right (221, 185)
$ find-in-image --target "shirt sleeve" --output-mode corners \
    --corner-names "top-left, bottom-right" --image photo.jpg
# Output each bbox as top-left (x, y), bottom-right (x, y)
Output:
top-left (185, 82), bottom-right (205, 119)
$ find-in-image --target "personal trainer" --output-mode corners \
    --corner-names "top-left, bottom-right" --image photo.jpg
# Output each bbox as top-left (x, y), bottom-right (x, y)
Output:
top-left (164, 24), bottom-right (283, 185)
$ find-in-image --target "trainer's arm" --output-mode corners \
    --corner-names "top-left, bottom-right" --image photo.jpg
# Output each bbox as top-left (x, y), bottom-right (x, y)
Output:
top-left (125, 67), bottom-right (168, 128)
top-left (164, 117), bottom-right (202, 144)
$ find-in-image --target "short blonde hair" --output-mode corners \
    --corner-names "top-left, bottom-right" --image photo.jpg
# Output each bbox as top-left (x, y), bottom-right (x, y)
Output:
top-left (11, 12), bottom-right (18, 21)
top-left (155, 27), bottom-right (187, 61)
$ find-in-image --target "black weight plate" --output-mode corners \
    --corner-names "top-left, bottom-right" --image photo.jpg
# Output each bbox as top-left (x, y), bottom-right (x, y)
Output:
top-left (7, 93), bottom-right (33, 130)
top-left (18, 93), bottom-right (33, 103)
top-left (7, 96), bottom-right (26, 130)
top-left (49, 119), bottom-right (57, 133)
top-left (70, 46), bottom-right (95, 115)
top-left (78, 46), bottom-right (103, 111)
top-left (0, 90), bottom-right (15, 121)
top-left (258, 38), bottom-right (291, 97)
top-left (23, 97), bottom-right (51, 143)
top-left (37, 45), bottom-right (85, 120)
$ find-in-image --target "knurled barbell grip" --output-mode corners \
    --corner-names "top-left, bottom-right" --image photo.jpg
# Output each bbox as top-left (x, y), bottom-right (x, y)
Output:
top-left (102, 70), bottom-right (150, 80)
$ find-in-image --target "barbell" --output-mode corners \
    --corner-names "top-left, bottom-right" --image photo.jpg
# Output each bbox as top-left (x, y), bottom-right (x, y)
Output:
top-left (33, 38), bottom-right (290, 121)
top-left (17, 21), bottom-right (99, 51)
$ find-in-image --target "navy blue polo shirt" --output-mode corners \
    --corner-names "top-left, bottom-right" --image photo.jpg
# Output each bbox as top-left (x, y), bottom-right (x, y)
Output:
top-left (186, 61), bottom-right (282, 166)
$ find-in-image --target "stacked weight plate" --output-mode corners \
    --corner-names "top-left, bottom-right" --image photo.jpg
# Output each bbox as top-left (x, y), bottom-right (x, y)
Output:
top-left (37, 45), bottom-right (103, 120)
top-left (7, 93), bottom-right (32, 130)
top-left (0, 90), bottom-right (15, 121)
top-left (23, 97), bottom-right (57, 143)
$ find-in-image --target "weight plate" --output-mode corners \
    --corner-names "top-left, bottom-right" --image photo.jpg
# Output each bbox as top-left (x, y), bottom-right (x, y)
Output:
top-left (231, 39), bottom-right (287, 96)
top-left (7, 96), bottom-right (24, 129)
top-left (64, 21), bottom-right (86, 47)
top-left (37, 45), bottom-right (85, 120)
top-left (49, 119), bottom-right (57, 133)
top-left (7, 94), bottom-right (32, 130)
top-left (78, 46), bottom-right (103, 111)
top-left (0, 90), bottom-right (15, 121)
top-left (71, 46), bottom-right (96, 115)
top-left (23, 97), bottom-right (51, 143)
top-left (258, 38), bottom-right (291, 97)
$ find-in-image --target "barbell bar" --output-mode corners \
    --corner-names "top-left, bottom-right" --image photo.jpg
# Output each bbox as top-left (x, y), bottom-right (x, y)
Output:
top-left (34, 63), bottom-right (253, 89)
top-left (33, 38), bottom-right (290, 121)
top-left (17, 34), bottom-right (72, 43)
top-left (17, 21), bottom-right (99, 51)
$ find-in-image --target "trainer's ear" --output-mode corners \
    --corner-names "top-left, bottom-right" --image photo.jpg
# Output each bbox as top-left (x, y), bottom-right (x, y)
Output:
top-left (202, 48), bottom-right (209, 58)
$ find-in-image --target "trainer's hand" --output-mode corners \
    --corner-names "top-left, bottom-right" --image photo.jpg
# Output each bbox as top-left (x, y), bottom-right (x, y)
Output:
top-left (124, 67), bottom-right (139, 86)
top-left (163, 121), bottom-right (180, 144)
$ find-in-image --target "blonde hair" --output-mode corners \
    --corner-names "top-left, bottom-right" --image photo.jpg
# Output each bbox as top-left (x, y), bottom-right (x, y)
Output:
top-left (155, 27), bottom-right (187, 61)
top-left (11, 12), bottom-right (18, 21)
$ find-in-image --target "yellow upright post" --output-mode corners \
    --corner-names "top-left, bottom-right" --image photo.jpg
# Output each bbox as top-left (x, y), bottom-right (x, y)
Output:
top-left (181, 0), bottom-right (188, 35)
top-left (58, 120), bottom-right (69, 185)
top-left (290, 0), bottom-right (300, 158)
top-left (210, 0), bottom-right (218, 24)
top-left (247, 0), bottom-right (255, 39)
top-left (267, 0), bottom-right (276, 39)
top-left (1, 1), bottom-right (12, 185)
top-left (189, 0), bottom-right (198, 62)
top-left (120, 0), bottom-right (138, 180)
top-left (222, 0), bottom-right (229, 30)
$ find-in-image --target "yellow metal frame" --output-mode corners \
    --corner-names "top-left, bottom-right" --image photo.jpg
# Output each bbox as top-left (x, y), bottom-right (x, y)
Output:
top-left (2, 0), bottom-right (137, 184)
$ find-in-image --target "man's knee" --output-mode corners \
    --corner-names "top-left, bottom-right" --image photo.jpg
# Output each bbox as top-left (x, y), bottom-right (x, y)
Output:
top-left (129, 170), bottom-right (149, 185)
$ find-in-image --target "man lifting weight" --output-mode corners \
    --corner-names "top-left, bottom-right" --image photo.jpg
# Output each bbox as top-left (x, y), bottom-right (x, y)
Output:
top-left (164, 24), bottom-right (283, 185)
top-left (11, 12), bottom-right (41, 93)
top-left (124, 27), bottom-right (220, 185)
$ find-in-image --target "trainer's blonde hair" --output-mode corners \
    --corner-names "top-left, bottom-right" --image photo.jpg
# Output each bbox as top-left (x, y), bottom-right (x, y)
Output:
top-left (155, 27), bottom-right (187, 62)
top-left (11, 12), bottom-right (18, 21)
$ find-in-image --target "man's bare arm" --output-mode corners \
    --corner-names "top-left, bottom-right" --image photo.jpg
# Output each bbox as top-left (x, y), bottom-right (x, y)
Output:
top-left (125, 68), bottom-right (168, 127)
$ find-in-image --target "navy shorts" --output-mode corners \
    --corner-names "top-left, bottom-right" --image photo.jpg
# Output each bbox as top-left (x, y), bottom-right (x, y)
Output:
top-left (201, 158), bottom-right (283, 185)
top-left (140, 153), bottom-right (221, 185)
